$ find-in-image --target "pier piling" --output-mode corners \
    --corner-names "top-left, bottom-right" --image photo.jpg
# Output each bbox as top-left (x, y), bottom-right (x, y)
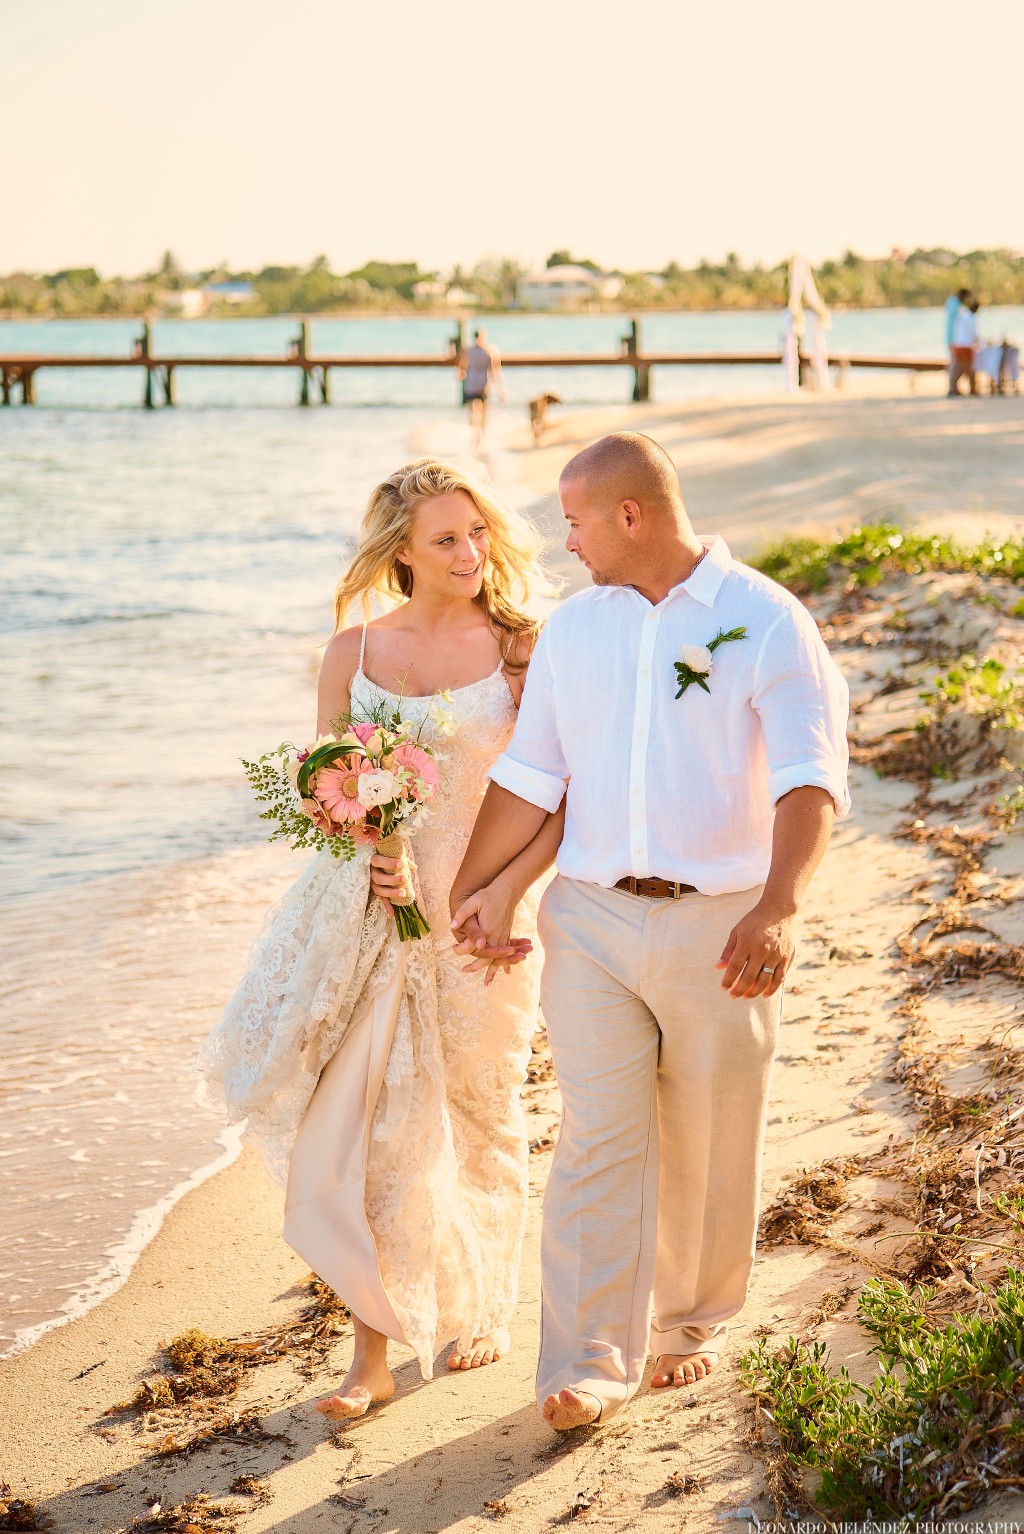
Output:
top-left (140, 324), bottom-right (155, 409)
top-left (297, 322), bottom-right (311, 406)
top-left (625, 319), bottom-right (651, 402)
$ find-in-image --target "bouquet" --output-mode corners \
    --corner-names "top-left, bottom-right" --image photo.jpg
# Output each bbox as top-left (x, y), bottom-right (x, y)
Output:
top-left (242, 696), bottom-right (450, 941)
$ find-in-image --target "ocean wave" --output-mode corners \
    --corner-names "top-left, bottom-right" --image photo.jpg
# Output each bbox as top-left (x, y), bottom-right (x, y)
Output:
top-left (3, 1123), bottom-right (244, 1359)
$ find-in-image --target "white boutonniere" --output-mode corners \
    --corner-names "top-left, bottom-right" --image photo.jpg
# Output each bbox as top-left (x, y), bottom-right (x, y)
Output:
top-left (673, 627), bottom-right (747, 697)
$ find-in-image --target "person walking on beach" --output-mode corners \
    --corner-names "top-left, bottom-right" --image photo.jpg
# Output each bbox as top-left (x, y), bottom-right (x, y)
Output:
top-left (950, 298), bottom-right (981, 396)
top-left (197, 459), bottom-right (561, 1420)
top-left (450, 432), bottom-right (851, 1430)
top-left (946, 287), bottom-right (972, 395)
top-left (458, 328), bottom-right (506, 452)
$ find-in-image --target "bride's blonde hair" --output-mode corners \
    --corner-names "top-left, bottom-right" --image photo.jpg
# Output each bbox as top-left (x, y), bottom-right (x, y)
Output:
top-left (333, 458), bottom-right (559, 668)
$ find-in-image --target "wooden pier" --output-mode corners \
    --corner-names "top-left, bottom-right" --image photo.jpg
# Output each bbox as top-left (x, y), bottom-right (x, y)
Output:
top-left (0, 318), bottom-right (948, 407)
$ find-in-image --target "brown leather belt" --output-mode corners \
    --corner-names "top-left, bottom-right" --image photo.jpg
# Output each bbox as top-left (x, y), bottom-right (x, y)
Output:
top-left (614, 876), bottom-right (699, 900)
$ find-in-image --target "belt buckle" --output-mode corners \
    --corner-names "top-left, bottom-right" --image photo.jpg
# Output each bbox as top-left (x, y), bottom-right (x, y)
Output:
top-left (670, 882), bottom-right (683, 900)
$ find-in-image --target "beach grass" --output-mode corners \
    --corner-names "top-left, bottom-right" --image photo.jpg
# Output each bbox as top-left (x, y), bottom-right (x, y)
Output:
top-left (751, 523), bottom-right (1024, 596)
top-left (741, 1270), bottom-right (1024, 1520)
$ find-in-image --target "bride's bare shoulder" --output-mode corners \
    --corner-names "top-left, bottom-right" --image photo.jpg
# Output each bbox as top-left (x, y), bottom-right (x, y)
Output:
top-left (319, 625), bottom-right (363, 681)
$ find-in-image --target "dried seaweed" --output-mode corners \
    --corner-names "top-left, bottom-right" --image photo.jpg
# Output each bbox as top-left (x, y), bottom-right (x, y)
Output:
top-left (123, 1494), bottom-right (242, 1532)
top-left (565, 1486), bottom-right (602, 1520)
top-left (759, 1161), bottom-right (856, 1244)
top-left (664, 1472), bottom-right (704, 1496)
top-left (155, 1408), bottom-right (290, 1460)
top-left (228, 1475), bottom-right (272, 1508)
top-left (0, 1485), bottom-right (49, 1532)
top-left (108, 1273), bottom-right (350, 1419)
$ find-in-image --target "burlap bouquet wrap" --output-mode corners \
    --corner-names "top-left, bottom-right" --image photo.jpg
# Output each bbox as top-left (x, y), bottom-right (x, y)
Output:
top-left (373, 829), bottom-right (430, 939)
top-left (374, 830), bottom-right (415, 906)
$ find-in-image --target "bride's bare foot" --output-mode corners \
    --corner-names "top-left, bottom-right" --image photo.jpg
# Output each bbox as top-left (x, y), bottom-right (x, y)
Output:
top-left (542, 1387), bottom-right (602, 1431)
top-left (650, 1350), bottom-right (718, 1388)
top-left (316, 1314), bottom-right (394, 1422)
top-left (448, 1330), bottom-right (509, 1371)
top-left (315, 1359), bottom-right (395, 1420)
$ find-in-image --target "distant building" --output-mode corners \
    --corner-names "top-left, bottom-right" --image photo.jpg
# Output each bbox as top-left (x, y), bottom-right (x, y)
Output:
top-left (204, 280), bottom-right (256, 305)
top-left (412, 279), bottom-right (477, 307)
top-left (517, 265), bottom-right (624, 310)
top-left (158, 280), bottom-right (256, 317)
top-left (159, 287), bottom-right (206, 317)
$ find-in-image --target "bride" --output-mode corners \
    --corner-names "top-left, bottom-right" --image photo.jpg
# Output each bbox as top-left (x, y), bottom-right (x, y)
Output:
top-left (196, 458), bottom-right (561, 1420)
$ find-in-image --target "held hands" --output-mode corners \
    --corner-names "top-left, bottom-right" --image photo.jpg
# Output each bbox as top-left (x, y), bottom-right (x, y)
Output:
top-left (450, 876), bottom-right (533, 988)
top-left (716, 900), bottom-right (795, 999)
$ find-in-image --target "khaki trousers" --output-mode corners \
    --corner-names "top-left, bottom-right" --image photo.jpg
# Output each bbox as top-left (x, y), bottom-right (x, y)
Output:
top-left (536, 876), bottom-right (782, 1420)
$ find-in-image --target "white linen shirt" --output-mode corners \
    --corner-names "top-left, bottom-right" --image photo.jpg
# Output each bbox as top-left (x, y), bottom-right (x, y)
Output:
top-left (952, 307), bottom-right (979, 348)
top-left (488, 536), bottom-right (851, 896)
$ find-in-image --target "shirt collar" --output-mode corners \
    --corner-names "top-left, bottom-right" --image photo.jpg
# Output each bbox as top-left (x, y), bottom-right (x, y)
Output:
top-left (676, 535), bottom-right (731, 609)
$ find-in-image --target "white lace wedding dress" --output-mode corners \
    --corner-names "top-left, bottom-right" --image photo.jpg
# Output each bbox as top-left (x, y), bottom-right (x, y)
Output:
top-left (196, 646), bottom-right (541, 1378)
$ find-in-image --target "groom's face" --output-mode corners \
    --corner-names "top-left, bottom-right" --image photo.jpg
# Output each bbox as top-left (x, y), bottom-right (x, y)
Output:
top-left (559, 473), bottom-right (634, 587)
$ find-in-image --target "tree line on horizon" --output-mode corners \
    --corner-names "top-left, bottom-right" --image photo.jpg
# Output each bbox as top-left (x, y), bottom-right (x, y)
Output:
top-left (1, 247), bottom-right (1022, 318)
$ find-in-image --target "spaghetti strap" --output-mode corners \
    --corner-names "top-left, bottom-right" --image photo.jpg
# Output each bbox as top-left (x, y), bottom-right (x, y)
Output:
top-left (358, 623), bottom-right (368, 673)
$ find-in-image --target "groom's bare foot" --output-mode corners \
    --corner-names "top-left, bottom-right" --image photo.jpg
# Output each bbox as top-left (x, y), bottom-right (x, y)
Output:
top-left (448, 1330), bottom-right (508, 1370)
top-left (651, 1350), bottom-right (718, 1388)
top-left (315, 1358), bottom-right (395, 1420)
top-left (542, 1387), bottom-right (602, 1431)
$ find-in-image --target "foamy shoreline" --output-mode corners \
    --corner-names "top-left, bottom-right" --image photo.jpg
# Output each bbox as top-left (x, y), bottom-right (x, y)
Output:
top-left (6, 1125), bottom-right (244, 1362)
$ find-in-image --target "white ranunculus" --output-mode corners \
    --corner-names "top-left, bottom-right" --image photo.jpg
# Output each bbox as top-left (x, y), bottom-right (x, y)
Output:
top-left (680, 644), bottom-right (714, 674)
top-left (357, 768), bottom-right (398, 810)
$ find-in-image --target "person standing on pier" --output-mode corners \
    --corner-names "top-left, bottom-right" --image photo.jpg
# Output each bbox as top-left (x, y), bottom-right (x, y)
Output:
top-left (946, 287), bottom-right (971, 396)
top-left (458, 328), bottom-right (506, 452)
top-left (950, 297), bottom-right (980, 397)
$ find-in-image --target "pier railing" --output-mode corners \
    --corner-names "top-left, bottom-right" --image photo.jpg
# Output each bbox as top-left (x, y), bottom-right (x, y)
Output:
top-left (0, 318), bottom-right (948, 407)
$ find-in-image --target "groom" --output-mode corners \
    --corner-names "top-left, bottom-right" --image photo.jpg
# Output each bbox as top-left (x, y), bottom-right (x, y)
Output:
top-left (451, 432), bottom-right (850, 1429)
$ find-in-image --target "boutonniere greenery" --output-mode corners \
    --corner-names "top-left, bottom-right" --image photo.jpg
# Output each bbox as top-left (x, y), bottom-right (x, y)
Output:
top-left (673, 627), bottom-right (748, 697)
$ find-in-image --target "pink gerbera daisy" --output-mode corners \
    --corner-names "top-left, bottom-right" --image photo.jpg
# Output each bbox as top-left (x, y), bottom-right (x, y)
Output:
top-left (391, 742), bottom-right (440, 800)
top-left (313, 758), bottom-right (370, 824)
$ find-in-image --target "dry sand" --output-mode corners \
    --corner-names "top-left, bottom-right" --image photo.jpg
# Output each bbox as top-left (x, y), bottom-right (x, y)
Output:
top-left (5, 387), bottom-right (1024, 1532)
top-left (514, 384), bottom-right (1024, 571)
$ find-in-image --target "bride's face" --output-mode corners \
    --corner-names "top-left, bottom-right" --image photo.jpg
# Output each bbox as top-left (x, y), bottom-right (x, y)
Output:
top-left (397, 490), bottom-right (490, 600)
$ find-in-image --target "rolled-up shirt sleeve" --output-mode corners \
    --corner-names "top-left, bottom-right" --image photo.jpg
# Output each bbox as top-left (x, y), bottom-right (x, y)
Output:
top-left (488, 622), bottom-right (569, 813)
top-left (752, 604), bottom-right (852, 819)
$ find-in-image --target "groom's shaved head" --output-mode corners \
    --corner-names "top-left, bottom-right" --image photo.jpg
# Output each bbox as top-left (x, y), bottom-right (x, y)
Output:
top-left (559, 432), bottom-right (682, 517)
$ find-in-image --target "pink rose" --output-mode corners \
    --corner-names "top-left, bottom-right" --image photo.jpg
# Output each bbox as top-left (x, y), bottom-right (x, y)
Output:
top-left (350, 722), bottom-right (378, 745)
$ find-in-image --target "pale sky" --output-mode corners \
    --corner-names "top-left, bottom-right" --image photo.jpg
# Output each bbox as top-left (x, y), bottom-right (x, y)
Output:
top-left (5, 0), bottom-right (1022, 277)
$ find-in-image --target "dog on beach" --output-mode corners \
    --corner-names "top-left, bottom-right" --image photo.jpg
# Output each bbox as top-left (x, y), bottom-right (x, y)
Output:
top-left (529, 393), bottom-right (562, 444)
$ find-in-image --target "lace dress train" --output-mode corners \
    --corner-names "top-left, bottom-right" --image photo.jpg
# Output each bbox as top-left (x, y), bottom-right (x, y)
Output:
top-left (196, 660), bottom-right (541, 1377)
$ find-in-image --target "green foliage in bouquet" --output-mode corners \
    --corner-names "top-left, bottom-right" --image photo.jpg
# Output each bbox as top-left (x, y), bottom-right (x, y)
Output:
top-left (241, 745), bottom-right (356, 859)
